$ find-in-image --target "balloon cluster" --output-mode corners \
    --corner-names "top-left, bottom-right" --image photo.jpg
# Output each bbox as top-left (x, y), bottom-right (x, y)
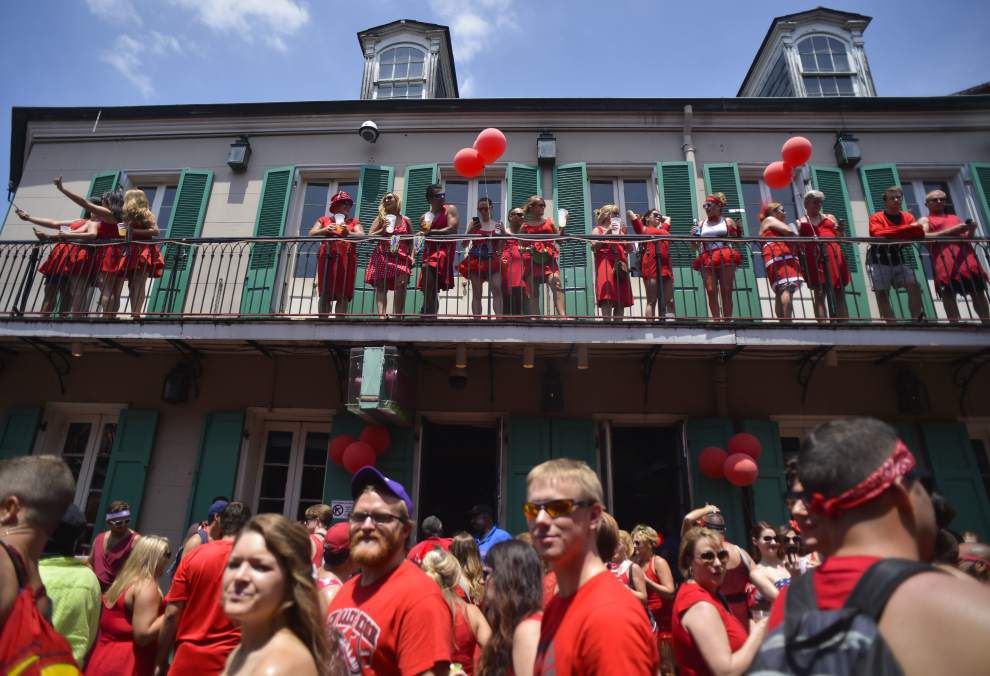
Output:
top-left (697, 432), bottom-right (761, 487)
top-left (453, 128), bottom-right (507, 178)
top-left (328, 424), bottom-right (391, 474)
top-left (763, 136), bottom-right (813, 189)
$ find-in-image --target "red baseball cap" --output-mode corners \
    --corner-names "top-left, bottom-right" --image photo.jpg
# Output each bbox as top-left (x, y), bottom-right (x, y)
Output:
top-left (329, 191), bottom-right (353, 209)
top-left (324, 522), bottom-right (350, 553)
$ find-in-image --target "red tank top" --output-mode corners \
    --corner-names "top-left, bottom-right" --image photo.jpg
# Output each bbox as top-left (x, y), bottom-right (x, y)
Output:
top-left (719, 544), bottom-right (751, 627)
top-left (451, 602), bottom-right (478, 674)
top-left (92, 530), bottom-right (138, 591)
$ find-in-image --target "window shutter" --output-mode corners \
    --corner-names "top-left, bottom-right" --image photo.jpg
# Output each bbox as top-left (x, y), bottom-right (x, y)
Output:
top-left (0, 407), bottom-right (42, 459)
top-left (685, 418), bottom-right (745, 544)
top-left (702, 163), bottom-right (762, 318)
top-left (83, 172), bottom-right (121, 217)
top-left (657, 161), bottom-right (707, 317)
top-left (505, 417), bottom-right (552, 535)
top-left (921, 422), bottom-right (990, 541)
top-left (553, 163), bottom-right (594, 317)
top-left (147, 169), bottom-right (214, 315)
top-left (350, 165), bottom-right (395, 316)
top-left (740, 420), bottom-right (788, 526)
top-left (94, 409), bottom-right (159, 533)
top-left (399, 163), bottom-right (439, 314)
top-left (551, 419), bottom-right (597, 472)
top-left (970, 163), bottom-right (990, 232)
top-left (810, 165), bottom-right (870, 318)
top-left (240, 167), bottom-right (295, 315)
top-left (183, 412), bottom-right (244, 531)
top-left (506, 163), bottom-right (541, 210)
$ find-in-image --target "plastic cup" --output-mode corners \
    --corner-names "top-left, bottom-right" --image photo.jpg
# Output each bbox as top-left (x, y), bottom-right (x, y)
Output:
top-left (558, 209), bottom-right (568, 228)
top-left (386, 214), bottom-right (396, 233)
top-left (117, 223), bottom-right (127, 237)
top-left (334, 213), bottom-right (345, 225)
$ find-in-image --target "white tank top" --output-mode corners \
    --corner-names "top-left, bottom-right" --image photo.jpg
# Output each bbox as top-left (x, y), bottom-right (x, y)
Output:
top-left (699, 217), bottom-right (730, 251)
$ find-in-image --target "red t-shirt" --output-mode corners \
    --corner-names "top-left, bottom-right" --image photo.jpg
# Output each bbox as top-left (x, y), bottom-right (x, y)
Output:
top-left (868, 211), bottom-right (925, 240)
top-left (406, 537), bottom-right (453, 566)
top-left (327, 560), bottom-right (453, 675)
top-left (768, 555), bottom-right (881, 631)
top-left (542, 570), bottom-right (558, 608)
top-left (534, 570), bottom-right (658, 675)
top-left (672, 582), bottom-right (748, 676)
top-left (166, 539), bottom-right (240, 656)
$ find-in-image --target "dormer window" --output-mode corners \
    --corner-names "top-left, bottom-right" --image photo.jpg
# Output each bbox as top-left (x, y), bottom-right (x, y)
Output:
top-left (798, 35), bottom-right (855, 97)
top-left (376, 46), bottom-right (426, 99)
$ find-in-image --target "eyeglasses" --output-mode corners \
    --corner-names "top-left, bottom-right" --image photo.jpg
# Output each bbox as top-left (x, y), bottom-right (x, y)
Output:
top-left (781, 535), bottom-right (801, 544)
top-left (348, 511), bottom-right (403, 525)
top-left (522, 498), bottom-right (595, 520)
top-left (108, 519), bottom-right (130, 528)
top-left (698, 550), bottom-right (730, 562)
top-left (760, 535), bottom-right (777, 543)
top-left (432, 192), bottom-right (446, 199)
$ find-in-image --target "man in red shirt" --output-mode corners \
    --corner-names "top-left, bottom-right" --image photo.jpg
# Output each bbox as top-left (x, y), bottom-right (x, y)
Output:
top-left (327, 466), bottom-right (452, 675)
top-left (767, 418), bottom-right (990, 675)
top-left (867, 186), bottom-right (926, 321)
top-left (406, 515), bottom-right (452, 566)
top-left (527, 458), bottom-right (658, 675)
top-left (156, 501), bottom-right (251, 676)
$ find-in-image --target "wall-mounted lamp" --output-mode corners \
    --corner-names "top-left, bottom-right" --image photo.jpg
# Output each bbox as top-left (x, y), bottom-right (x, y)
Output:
top-left (455, 345), bottom-right (467, 369)
top-left (522, 345), bottom-right (535, 369)
top-left (834, 132), bottom-right (861, 169)
top-left (576, 345), bottom-right (589, 370)
top-left (227, 135), bottom-right (252, 173)
top-left (70, 342), bottom-right (84, 358)
top-left (537, 130), bottom-right (557, 166)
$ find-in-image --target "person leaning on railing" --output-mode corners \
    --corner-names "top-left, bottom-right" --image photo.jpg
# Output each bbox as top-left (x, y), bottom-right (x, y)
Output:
top-left (692, 193), bottom-right (742, 320)
top-left (311, 190), bottom-right (363, 317)
top-left (628, 208), bottom-right (674, 319)
top-left (458, 196), bottom-right (505, 317)
top-left (114, 189), bottom-right (164, 319)
top-left (867, 186), bottom-right (926, 322)
top-left (419, 183), bottom-right (459, 317)
top-left (759, 202), bottom-right (804, 322)
top-left (364, 191), bottom-right (412, 317)
top-left (919, 189), bottom-right (990, 323)
top-left (518, 196), bottom-right (566, 317)
top-left (500, 208), bottom-right (530, 316)
top-left (796, 189), bottom-right (851, 322)
top-left (591, 204), bottom-right (634, 321)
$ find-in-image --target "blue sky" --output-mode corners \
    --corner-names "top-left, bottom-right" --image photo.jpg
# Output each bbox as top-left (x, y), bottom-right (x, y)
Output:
top-left (2, 0), bottom-right (989, 195)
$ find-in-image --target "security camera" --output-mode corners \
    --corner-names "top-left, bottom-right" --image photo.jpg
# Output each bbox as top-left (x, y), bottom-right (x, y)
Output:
top-left (359, 120), bottom-right (379, 143)
top-left (448, 368), bottom-right (468, 390)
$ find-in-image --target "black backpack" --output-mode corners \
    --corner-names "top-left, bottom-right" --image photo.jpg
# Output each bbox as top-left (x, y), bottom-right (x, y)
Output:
top-left (747, 558), bottom-right (935, 676)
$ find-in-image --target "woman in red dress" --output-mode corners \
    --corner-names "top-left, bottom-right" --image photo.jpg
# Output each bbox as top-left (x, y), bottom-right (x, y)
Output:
top-left (418, 183), bottom-right (459, 317)
top-left (312, 190), bottom-right (363, 317)
top-left (759, 202), bottom-right (804, 322)
top-left (796, 189), bottom-right (851, 322)
top-left (500, 208), bottom-right (529, 316)
top-left (629, 208), bottom-right (674, 319)
top-left (85, 535), bottom-right (170, 676)
top-left (518, 196), bottom-right (565, 317)
top-left (591, 204), bottom-right (634, 320)
top-left (15, 206), bottom-right (97, 316)
top-left (112, 189), bottom-right (164, 318)
top-left (364, 192), bottom-right (412, 317)
top-left (692, 193), bottom-right (742, 320)
top-left (422, 549), bottom-right (491, 675)
top-left (631, 525), bottom-right (677, 676)
top-left (672, 527), bottom-right (767, 676)
top-left (459, 196), bottom-right (505, 317)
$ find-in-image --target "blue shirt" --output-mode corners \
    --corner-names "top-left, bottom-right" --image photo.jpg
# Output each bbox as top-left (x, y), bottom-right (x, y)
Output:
top-left (476, 525), bottom-right (512, 559)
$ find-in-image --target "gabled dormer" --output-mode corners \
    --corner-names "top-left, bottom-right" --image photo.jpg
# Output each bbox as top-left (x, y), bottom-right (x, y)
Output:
top-left (738, 7), bottom-right (876, 98)
top-left (357, 19), bottom-right (459, 100)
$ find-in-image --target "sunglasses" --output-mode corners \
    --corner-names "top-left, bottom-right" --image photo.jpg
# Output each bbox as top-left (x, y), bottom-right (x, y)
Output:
top-left (432, 192), bottom-right (446, 199)
top-left (781, 535), bottom-right (801, 544)
top-left (760, 535), bottom-right (777, 543)
top-left (522, 498), bottom-right (595, 520)
top-left (699, 550), bottom-right (730, 562)
top-left (704, 523), bottom-right (726, 533)
top-left (108, 519), bottom-right (130, 527)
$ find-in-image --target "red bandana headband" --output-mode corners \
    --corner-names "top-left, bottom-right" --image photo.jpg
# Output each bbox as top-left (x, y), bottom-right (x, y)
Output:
top-left (809, 441), bottom-right (916, 519)
top-left (704, 195), bottom-right (725, 206)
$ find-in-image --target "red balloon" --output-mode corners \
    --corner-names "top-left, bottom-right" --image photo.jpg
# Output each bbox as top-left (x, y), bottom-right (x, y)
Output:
top-left (328, 434), bottom-right (355, 466)
top-left (699, 446), bottom-right (728, 479)
top-left (763, 161), bottom-right (793, 189)
top-left (359, 424), bottom-right (391, 456)
top-left (724, 453), bottom-right (759, 487)
top-left (453, 148), bottom-right (485, 178)
top-left (727, 432), bottom-right (762, 460)
top-left (781, 136), bottom-right (813, 168)
top-left (342, 441), bottom-right (377, 474)
top-left (473, 128), bottom-right (507, 163)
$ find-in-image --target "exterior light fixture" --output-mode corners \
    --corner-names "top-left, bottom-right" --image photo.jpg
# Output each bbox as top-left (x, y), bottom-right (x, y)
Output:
top-left (70, 342), bottom-right (83, 358)
top-left (576, 345), bottom-right (589, 370)
top-left (523, 345), bottom-right (535, 369)
top-left (227, 135), bottom-right (252, 173)
top-left (537, 130), bottom-right (557, 166)
top-left (455, 345), bottom-right (467, 369)
top-left (834, 132), bottom-right (861, 169)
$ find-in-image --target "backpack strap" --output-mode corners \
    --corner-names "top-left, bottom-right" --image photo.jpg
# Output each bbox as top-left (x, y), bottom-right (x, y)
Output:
top-left (843, 558), bottom-right (936, 621)
top-left (782, 568), bottom-right (820, 642)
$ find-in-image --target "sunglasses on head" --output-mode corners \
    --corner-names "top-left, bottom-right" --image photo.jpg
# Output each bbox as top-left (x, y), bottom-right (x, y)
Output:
top-left (699, 549), bottom-right (730, 562)
top-left (522, 498), bottom-right (595, 520)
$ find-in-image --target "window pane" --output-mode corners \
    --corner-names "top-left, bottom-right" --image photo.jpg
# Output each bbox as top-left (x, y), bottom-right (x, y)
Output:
top-left (408, 61), bottom-right (423, 78)
top-left (478, 180), bottom-right (503, 220)
top-left (263, 430), bottom-right (293, 466)
top-left (800, 53), bottom-right (817, 72)
top-left (158, 185), bottom-right (178, 237)
top-left (410, 49), bottom-right (424, 63)
top-left (381, 49), bottom-right (396, 64)
top-left (820, 76), bottom-right (838, 96)
top-left (590, 181), bottom-right (616, 211)
top-left (295, 183), bottom-right (329, 278)
top-left (901, 183), bottom-right (921, 219)
top-left (832, 51), bottom-right (850, 71)
top-left (623, 180), bottom-right (650, 217)
top-left (812, 36), bottom-right (828, 52)
top-left (394, 84), bottom-right (407, 97)
top-left (836, 76), bottom-right (854, 96)
top-left (397, 47), bottom-right (411, 61)
top-left (798, 38), bottom-right (814, 54)
top-left (816, 52), bottom-right (834, 72)
top-left (803, 76), bottom-right (822, 96)
top-left (61, 422), bottom-right (93, 481)
top-left (408, 83), bottom-right (423, 97)
top-left (379, 63), bottom-right (394, 80)
top-left (741, 181), bottom-right (764, 237)
top-left (444, 181), bottom-right (470, 234)
top-left (378, 84), bottom-right (392, 98)
top-left (393, 62), bottom-right (408, 79)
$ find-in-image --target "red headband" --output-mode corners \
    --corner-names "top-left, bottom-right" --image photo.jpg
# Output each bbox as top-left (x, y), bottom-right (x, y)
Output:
top-left (809, 441), bottom-right (916, 519)
top-left (704, 195), bottom-right (725, 206)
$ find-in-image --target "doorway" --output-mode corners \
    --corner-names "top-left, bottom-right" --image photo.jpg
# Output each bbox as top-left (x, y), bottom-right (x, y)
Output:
top-left (418, 420), bottom-right (499, 536)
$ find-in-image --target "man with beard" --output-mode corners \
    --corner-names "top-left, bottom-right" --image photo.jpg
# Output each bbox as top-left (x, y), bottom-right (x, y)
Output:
top-left (327, 466), bottom-right (452, 675)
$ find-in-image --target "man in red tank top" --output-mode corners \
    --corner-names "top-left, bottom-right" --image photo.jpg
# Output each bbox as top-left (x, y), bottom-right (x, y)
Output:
top-left (768, 418), bottom-right (990, 674)
top-left (407, 515), bottom-right (453, 566)
top-left (419, 183), bottom-right (460, 316)
top-left (304, 503), bottom-right (333, 567)
top-left (88, 499), bottom-right (140, 592)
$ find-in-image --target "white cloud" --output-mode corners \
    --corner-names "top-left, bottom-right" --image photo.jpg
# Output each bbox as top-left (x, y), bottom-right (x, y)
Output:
top-left (148, 30), bottom-right (185, 56)
top-left (460, 75), bottom-right (477, 97)
top-left (430, 0), bottom-right (518, 63)
top-left (85, 0), bottom-right (143, 26)
top-left (172, 0), bottom-right (310, 49)
top-left (101, 36), bottom-right (154, 97)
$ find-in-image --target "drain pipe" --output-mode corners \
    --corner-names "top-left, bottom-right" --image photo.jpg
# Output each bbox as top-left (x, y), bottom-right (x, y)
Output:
top-left (682, 105), bottom-right (706, 209)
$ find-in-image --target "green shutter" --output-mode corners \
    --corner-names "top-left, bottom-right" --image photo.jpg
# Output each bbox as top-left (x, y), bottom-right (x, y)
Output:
top-left (858, 163), bottom-right (934, 319)
top-left (83, 172), bottom-right (121, 217)
top-left (94, 409), bottom-right (158, 533)
top-left (553, 163), bottom-right (594, 317)
top-left (400, 163), bottom-right (440, 314)
top-left (702, 163), bottom-right (762, 319)
top-left (240, 167), bottom-right (294, 315)
top-left (741, 420), bottom-right (788, 526)
top-left (506, 163), bottom-right (541, 210)
top-left (657, 161), bottom-right (707, 318)
top-left (0, 407), bottom-right (42, 459)
top-left (686, 418), bottom-right (745, 544)
top-left (970, 163), bottom-right (990, 232)
top-left (505, 417), bottom-right (552, 535)
top-left (350, 165), bottom-right (395, 316)
top-left (147, 169), bottom-right (214, 315)
top-left (183, 412), bottom-right (244, 531)
top-left (922, 423), bottom-right (990, 541)
top-left (550, 419), bottom-right (598, 472)
top-left (810, 166), bottom-right (870, 319)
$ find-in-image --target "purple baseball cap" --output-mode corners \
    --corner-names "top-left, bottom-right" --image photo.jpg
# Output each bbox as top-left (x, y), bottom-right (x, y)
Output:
top-left (351, 466), bottom-right (414, 517)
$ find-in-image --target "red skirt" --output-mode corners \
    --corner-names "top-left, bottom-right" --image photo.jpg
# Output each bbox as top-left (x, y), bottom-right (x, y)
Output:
top-left (418, 241), bottom-right (456, 290)
top-left (38, 243), bottom-right (92, 278)
top-left (594, 254), bottom-right (634, 307)
top-left (500, 244), bottom-right (529, 296)
top-left (767, 260), bottom-right (804, 291)
top-left (931, 242), bottom-right (987, 288)
top-left (458, 255), bottom-right (500, 282)
top-left (802, 240), bottom-right (850, 289)
top-left (365, 241), bottom-right (413, 290)
top-left (640, 241), bottom-right (672, 280)
top-left (317, 242), bottom-right (358, 300)
top-left (115, 243), bottom-right (164, 278)
top-left (693, 246), bottom-right (741, 272)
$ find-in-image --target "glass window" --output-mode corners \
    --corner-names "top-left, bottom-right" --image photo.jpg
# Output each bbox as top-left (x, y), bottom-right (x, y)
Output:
top-left (623, 180), bottom-right (650, 218)
top-left (798, 35), bottom-right (855, 98)
top-left (258, 430), bottom-right (293, 516)
top-left (590, 181), bottom-right (616, 212)
top-left (901, 182), bottom-right (921, 219)
top-left (135, 184), bottom-right (179, 237)
top-left (758, 54), bottom-right (795, 97)
top-left (443, 180), bottom-right (470, 234)
top-left (297, 432), bottom-right (329, 521)
top-left (58, 417), bottom-right (117, 548)
top-left (770, 185), bottom-right (798, 225)
top-left (741, 181), bottom-right (764, 236)
top-left (377, 45), bottom-right (426, 99)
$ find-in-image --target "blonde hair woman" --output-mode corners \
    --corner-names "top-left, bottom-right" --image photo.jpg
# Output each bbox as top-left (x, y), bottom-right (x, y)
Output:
top-left (591, 204), bottom-right (634, 320)
top-left (519, 195), bottom-right (566, 317)
top-left (450, 531), bottom-right (485, 603)
top-left (631, 524), bottom-right (676, 675)
top-left (107, 188), bottom-right (163, 319)
top-left (222, 514), bottom-right (342, 676)
top-left (364, 192), bottom-right (413, 317)
top-left (85, 535), bottom-right (170, 676)
top-left (422, 549), bottom-right (491, 675)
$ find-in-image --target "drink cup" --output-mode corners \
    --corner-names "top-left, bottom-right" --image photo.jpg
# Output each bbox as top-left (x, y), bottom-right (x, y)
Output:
top-left (59, 225), bottom-right (73, 234)
top-left (117, 223), bottom-right (127, 237)
top-left (386, 214), bottom-right (396, 233)
top-left (334, 213), bottom-right (345, 226)
top-left (423, 211), bottom-right (435, 230)
top-left (558, 209), bottom-right (568, 229)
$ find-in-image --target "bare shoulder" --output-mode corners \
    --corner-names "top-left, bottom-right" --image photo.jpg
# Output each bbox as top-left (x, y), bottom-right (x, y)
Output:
top-left (513, 616), bottom-right (541, 641)
top-left (255, 632), bottom-right (318, 676)
top-left (890, 570), bottom-right (990, 616)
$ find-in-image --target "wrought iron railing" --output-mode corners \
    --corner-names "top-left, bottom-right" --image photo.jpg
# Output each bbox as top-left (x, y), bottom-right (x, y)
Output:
top-left (2, 233), bottom-right (989, 325)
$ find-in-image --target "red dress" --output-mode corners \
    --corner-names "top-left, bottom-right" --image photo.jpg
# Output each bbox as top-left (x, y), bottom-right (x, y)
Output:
top-left (451, 603), bottom-right (478, 675)
top-left (38, 219), bottom-right (90, 278)
top-left (115, 226), bottom-right (164, 279)
top-left (630, 218), bottom-right (672, 280)
top-left (458, 222), bottom-right (503, 282)
top-left (520, 218), bottom-right (560, 278)
top-left (797, 216), bottom-right (851, 289)
top-left (310, 533), bottom-right (325, 568)
top-left (718, 545), bottom-right (750, 629)
top-left (316, 217), bottom-right (361, 300)
top-left (761, 237), bottom-right (804, 291)
top-left (926, 214), bottom-right (987, 293)
top-left (500, 234), bottom-right (530, 297)
top-left (692, 218), bottom-right (742, 272)
top-left (592, 225), bottom-right (634, 307)
top-left (365, 216), bottom-right (413, 289)
top-left (672, 582), bottom-right (747, 676)
top-left (94, 221), bottom-right (126, 277)
top-left (419, 206), bottom-right (457, 290)
top-left (85, 590), bottom-right (160, 676)
top-left (644, 556), bottom-right (673, 635)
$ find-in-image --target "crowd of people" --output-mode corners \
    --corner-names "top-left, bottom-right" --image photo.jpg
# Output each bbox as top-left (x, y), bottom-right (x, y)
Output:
top-left (16, 178), bottom-right (989, 323)
top-left (3, 416), bottom-right (990, 675)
